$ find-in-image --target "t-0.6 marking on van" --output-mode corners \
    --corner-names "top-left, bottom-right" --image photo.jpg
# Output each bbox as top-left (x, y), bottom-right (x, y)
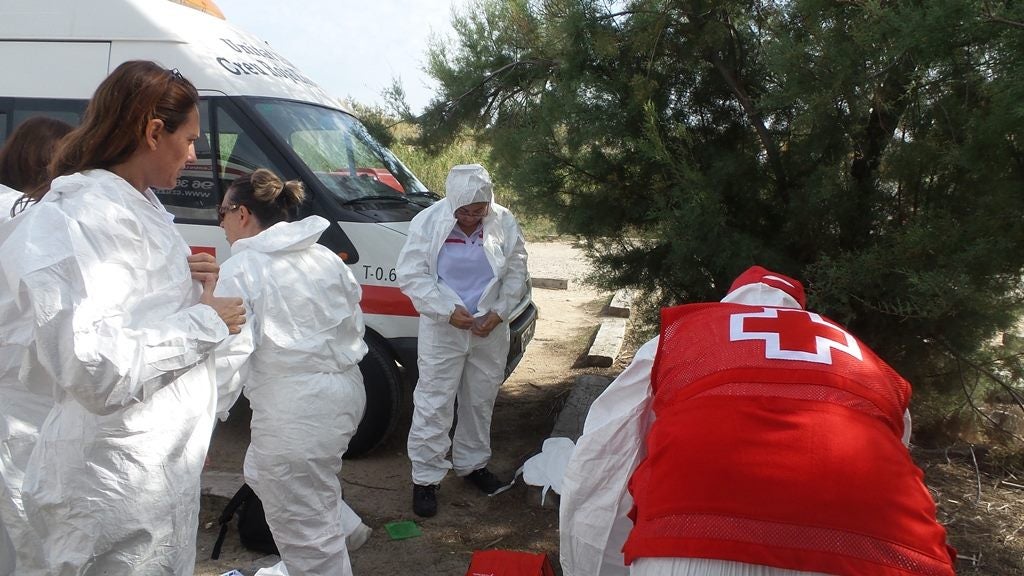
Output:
top-left (0, 0), bottom-right (538, 457)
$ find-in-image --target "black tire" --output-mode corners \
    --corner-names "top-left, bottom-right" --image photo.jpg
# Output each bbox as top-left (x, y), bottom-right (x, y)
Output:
top-left (344, 335), bottom-right (403, 458)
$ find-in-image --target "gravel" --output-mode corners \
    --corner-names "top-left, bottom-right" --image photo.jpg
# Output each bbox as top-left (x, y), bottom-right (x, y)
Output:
top-left (525, 240), bottom-right (604, 297)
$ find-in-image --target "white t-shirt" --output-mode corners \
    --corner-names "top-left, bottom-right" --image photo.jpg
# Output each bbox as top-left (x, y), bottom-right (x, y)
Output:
top-left (437, 223), bottom-right (494, 315)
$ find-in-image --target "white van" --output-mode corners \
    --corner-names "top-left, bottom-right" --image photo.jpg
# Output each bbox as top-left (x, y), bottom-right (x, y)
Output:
top-left (0, 0), bottom-right (537, 456)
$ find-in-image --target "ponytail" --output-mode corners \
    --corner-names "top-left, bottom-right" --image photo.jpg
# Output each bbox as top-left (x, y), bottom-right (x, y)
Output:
top-left (228, 168), bottom-right (305, 228)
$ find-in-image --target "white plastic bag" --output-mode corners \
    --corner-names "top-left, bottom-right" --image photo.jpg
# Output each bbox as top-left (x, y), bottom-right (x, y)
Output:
top-left (517, 437), bottom-right (576, 506)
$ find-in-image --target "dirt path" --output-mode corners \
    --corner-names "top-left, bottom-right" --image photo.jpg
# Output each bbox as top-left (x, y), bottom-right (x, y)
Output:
top-left (194, 240), bottom-right (624, 575)
top-left (191, 238), bottom-right (1024, 576)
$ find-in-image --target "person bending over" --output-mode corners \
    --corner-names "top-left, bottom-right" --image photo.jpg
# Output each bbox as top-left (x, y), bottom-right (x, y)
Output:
top-left (560, 266), bottom-right (956, 576)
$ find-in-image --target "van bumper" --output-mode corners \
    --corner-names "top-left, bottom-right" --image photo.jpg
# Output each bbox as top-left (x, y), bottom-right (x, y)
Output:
top-left (505, 302), bottom-right (538, 379)
top-left (389, 300), bottom-right (539, 381)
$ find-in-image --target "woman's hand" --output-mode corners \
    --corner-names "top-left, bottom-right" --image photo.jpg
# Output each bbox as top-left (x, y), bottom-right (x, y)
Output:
top-left (471, 311), bottom-right (502, 337)
top-left (187, 253), bottom-right (219, 285)
top-left (449, 306), bottom-right (475, 330)
top-left (199, 275), bottom-right (246, 334)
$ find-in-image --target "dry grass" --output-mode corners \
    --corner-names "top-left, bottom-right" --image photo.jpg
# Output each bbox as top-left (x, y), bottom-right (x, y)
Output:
top-left (914, 448), bottom-right (1024, 574)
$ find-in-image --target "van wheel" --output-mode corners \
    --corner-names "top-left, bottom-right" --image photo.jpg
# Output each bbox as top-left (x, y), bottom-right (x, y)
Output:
top-left (344, 336), bottom-right (402, 458)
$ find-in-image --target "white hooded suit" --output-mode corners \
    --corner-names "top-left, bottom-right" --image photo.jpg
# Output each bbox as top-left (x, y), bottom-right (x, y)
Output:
top-left (214, 215), bottom-right (368, 576)
top-left (397, 164), bottom-right (529, 486)
top-left (0, 181), bottom-right (30, 576)
top-left (0, 184), bottom-right (20, 223)
top-left (0, 169), bottom-right (228, 575)
top-left (0, 209), bottom-right (53, 575)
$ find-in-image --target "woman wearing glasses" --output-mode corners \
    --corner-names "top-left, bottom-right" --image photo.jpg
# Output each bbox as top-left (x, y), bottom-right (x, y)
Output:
top-left (214, 168), bottom-right (368, 576)
top-left (396, 164), bottom-right (529, 518)
top-left (0, 60), bottom-right (245, 574)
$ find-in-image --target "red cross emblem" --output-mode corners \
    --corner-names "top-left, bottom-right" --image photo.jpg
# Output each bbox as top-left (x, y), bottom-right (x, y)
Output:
top-left (729, 308), bottom-right (862, 365)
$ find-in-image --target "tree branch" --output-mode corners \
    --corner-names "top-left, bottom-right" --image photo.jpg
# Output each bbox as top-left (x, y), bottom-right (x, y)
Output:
top-left (982, 1), bottom-right (1024, 30)
top-left (934, 337), bottom-right (1024, 444)
top-left (985, 15), bottom-right (1024, 29)
top-left (851, 67), bottom-right (910, 181)
top-left (595, 10), bottom-right (641, 21)
top-left (691, 10), bottom-right (788, 201)
top-left (439, 59), bottom-right (555, 122)
top-left (954, 355), bottom-right (1013, 436)
top-left (543, 149), bottom-right (603, 183)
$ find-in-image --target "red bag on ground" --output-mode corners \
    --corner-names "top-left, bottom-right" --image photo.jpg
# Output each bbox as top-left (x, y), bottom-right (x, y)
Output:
top-left (464, 550), bottom-right (555, 576)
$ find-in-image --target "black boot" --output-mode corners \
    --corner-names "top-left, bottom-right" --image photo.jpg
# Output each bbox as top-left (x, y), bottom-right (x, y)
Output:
top-left (465, 468), bottom-right (511, 496)
top-left (412, 484), bottom-right (438, 517)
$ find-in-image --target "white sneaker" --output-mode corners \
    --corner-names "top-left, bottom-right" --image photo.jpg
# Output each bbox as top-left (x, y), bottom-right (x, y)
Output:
top-left (346, 523), bottom-right (372, 552)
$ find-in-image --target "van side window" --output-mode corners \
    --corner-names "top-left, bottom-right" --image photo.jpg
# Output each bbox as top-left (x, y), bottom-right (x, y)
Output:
top-left (13, 109), bottom-right (81, 129)
top-left (214, 102), bottom-right (292, 192)
top-left (2, 99), bottom-right (87, 140)
top-left (152, 99), bottom-right (218, 224)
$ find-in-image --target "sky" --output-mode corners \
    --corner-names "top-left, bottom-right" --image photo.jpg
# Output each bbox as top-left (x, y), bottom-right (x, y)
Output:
top-left (213, 0), bottom-right (470, 114)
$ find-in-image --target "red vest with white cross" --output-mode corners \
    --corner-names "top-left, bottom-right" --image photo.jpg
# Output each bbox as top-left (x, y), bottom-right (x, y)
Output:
top-left (622, 302), bottom-right (956, 576)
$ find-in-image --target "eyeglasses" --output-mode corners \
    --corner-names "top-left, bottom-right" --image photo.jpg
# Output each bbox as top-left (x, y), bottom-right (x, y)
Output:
top-left (455, 205), bottom-right (489, 218)
top-left (217, 203), bottom-right (241, 222)
top-left (168, 68), bottom-right (184, 81)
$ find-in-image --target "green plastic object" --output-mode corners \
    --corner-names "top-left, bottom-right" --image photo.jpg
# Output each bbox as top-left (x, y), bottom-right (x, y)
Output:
top-left (384, 520), bottom-right (422, 540)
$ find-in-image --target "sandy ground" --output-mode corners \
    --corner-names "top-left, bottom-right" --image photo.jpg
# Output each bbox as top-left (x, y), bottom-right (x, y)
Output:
top-left (194, 240), bottom-right (625, 576)
top-left (189, 238), bottom-right (1024, 576)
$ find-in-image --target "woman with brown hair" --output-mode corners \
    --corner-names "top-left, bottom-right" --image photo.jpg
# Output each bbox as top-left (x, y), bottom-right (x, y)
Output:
top-left (0, 60), bottom-right (245, 574)
top-left (0, 116), bottom-right (73, 220)
top-left (214, 168), bottom-right (368, 576)
top-left (0, 115), bottom-right (72, 575)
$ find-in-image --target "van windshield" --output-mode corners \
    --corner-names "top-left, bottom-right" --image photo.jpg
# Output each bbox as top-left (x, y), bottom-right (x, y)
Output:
top-left (250, 99), bottom-right (430, 204)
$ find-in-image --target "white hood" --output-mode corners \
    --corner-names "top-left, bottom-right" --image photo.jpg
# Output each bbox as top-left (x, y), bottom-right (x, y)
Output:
top-left (444, 163), bottom-right (494, 212)
top-left (231, 215), bottom-right (329, 254)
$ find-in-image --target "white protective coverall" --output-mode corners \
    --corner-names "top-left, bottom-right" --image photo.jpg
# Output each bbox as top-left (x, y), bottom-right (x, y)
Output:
top-left (397, 164), bottom-right (529, 486)
top-left (0, 169), bottom-right (229, 576)
top-left (0, 510), bottom-right (9, 576)
top-left (0, 184), bottom-right (53, 575)
top-left (0, 183), bottom-right (20, 223)
top-left (0, 182), bottom-right (24, 575)
top-left (558, 284), bottom-right (911, 576)
top-left (214, 215), bottom-right (368, 576)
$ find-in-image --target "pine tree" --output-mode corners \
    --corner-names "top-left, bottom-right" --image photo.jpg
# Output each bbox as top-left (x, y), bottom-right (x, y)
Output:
top-left (413, 0), bottom-right (1024, 404)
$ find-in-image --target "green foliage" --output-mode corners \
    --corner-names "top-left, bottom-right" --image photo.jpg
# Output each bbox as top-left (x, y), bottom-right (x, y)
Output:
top-left (389, 133), bottom-right (498, 199)
top-left (346, 101), bottom-right (397, 149)
top-left (412, 0), bottom-right (1024, 396)
top-left (350, 99), bottom-right (516, 207)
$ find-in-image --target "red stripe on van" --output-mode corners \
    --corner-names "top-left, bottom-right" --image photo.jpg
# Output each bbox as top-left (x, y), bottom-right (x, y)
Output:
top-left (360, 285), bottom-right (419, 317)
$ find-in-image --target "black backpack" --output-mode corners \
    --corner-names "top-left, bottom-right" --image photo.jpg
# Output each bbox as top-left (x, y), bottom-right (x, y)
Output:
top-left (211, 483), bottom-right (279, 559)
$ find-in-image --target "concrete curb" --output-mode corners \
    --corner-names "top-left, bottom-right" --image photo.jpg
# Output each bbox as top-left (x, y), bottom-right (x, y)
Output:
top-left (531, 277), bottom-right (569, 290)
top-left (550, 375), bottom-right (616, 441)
top-left (583, 288), bottom-right (633, 367)
top-left (584, 317), bottom-right (627, 368)
top-left (523, 374), bottom-right (615, 509)
top-left (604, 289), bottom-right (634, 318)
